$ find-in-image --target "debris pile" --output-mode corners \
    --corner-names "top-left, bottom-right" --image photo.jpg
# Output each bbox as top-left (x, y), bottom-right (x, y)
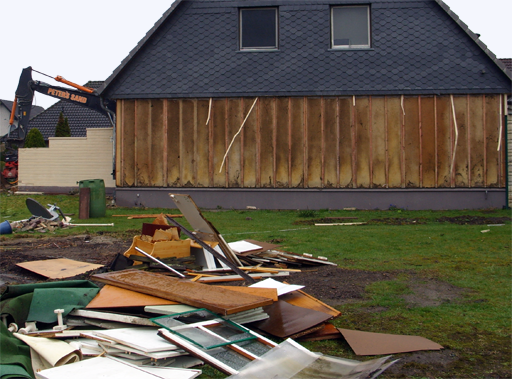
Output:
top-left (1, 194), bottom-right (444, 378)
top-left (11, 217), bottom-right (68, 233)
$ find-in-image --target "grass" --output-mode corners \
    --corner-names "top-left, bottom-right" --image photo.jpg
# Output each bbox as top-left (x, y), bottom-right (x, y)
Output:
top-left (1, 193), bottom-right (511, 378)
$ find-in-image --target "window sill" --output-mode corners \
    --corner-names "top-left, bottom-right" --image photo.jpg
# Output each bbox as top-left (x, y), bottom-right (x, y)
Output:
top-left (329, 48), bottom-right (374, 52)
top-left (238, 49), bottom-right (280, 53)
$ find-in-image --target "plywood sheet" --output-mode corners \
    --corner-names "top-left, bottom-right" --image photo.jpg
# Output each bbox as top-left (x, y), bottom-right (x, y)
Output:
top-left (436, 96), bottom-right (452, 187)
top-left (242, 98), bottom-right (258, 187)
top-left (338, 97), bottom-right (353, 188)
top-left (338, 328), bottom-right (443, 356)
top-left (91, 270), bottom-right (273, 315)
top-left (213, 99), bottom-right (227, 187)
top-left (135, 99), bottom-right (151, 186)
top-left (150, 99), bottom-right (165, 186)
top-left (324, 97), bottom-right (338, 188)
top-left (17, 258), bottom-right (103, 279)
top-left (181, 99), bottom-right (196, 187)
top-left (280, 290), bottom-right (341, 318)
top-left (387, 96), bottom-right (402, 188)
top-left (421, 96), bottom-right (436, 188)
top-left (403, 96), bottom-right (420, 187)
top-left (469, 95), bottom-right (485, 187)
top-left (227, 98), bottom-right (242, 187)
top-left (371, 97), bottom-right (386, 187)
top-left (259, 97), bottom-right (275, 187)
top-left (216, 286), bottom-right (278, 302)
top-left (306, 98), bottom-right (322, 188)
top-left (196, 99), bottom-right (210, 187)
top-left (453, 96), bottom-right (469, 187)
top-left (86, 285), bottom-right (178, 309)
top-left (121, 100), bottom-right (136, 187)
top-left (166, 100), bottom-right (181, 186)
top-left (275, 97), bottom-right (290, 188)
top-left (355, 97), bottom-right (370, 187)
top-left (485, 95), bottom-right (500, 187)
top-left (290, 97), bottom-right (305, 187)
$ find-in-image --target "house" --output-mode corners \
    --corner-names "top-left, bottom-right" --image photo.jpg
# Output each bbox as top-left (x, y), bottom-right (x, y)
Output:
top-left (0, 100), bottom-right (43, 138)
top-left (26, 81), bottom-right (112, 142)
top-left (98, 0), bottom-right (512, 210)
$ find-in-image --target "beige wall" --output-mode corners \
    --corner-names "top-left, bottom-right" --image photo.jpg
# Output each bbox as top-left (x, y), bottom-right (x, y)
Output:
top-left (18, 128), bottom-right (115, 187)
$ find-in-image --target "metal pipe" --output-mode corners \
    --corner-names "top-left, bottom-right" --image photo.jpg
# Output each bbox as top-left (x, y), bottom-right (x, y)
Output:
top-left (134, 246), bottom-right (186, 278)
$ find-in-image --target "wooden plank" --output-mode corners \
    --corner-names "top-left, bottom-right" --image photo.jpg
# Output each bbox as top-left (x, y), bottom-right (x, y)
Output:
top-left (150, 99), bottom-right (165, 186)
top-left (371, 97), bottom-right (386, 188)
top-left (421, 96), bottom-right (436, 188)
top-left (91, 270), bottom-right (274, 316)
top-left (18, 258), bottom-right (103, 279)
top-left (436, 96), bottom-right (452, 187)
top-left (213, 99), bottom-right (227, 187)
top-left (166, 100), bottom-right (181, 187)
top-left (306, 98), bottom-right (322, 188)
top-left (122, 100), bottom-right (136, 187)
top-left (387, 97), bottom-right (402, 188)
top-left (469, 95), bottom-right (485, 187)
top-left (275, 98), bottom-right (290, 188)
top-left (180, 99), bottom-right (195, 187)
top-left (226, 99), bottom-right (242, 187)
top-left (259, 97), bottom-right (274, 187)
top-left (79, 187), bottom-right (90, 219)
top-left (135, 100), bottom-right (151, 186)
top-left (243, 98), bottom-right (258, 187)
top-left (338, 97), bottom-right (353, 188)
top-left (116, 100), bottom-right (124, 187)
top-left (355, 96), bottom-right (370, 187)
top-left (324, 97), bottom-right (338, 188)
top-left (196, 99), bottom-right (210, 187)
top-left (86, 285), bottom-right (177, 308)
top-left (290, 97), bottom-right (305, 188)
top-left (453, 96), bottom-right (469, 187)
top-left (403, 96), bottom-right (420, 187)
top-left (485, 95), bottom-right (500, 187)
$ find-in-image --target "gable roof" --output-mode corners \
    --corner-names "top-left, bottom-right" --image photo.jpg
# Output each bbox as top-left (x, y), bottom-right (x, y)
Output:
top-left (27, 81), bottom-right (112, 141)
top-left (101, 0), bottom-right (512, 99)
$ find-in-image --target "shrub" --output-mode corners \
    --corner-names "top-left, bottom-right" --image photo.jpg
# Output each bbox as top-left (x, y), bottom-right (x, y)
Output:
top-left (24, 128), bottom-right (46, 148)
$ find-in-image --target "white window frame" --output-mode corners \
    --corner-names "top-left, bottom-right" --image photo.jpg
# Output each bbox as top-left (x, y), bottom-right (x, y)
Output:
top-left (239, 7), bottom-right (279, 51)
top-left (331, 5), bottom-right (371, 49)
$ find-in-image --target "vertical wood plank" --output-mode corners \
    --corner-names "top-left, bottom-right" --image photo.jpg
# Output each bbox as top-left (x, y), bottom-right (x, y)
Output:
top-left (242, 98), bottom-right (258, 188)
top-left (421, 96), bottom-right (436, 187)
top-left (453, 96), bottom-right (469, 187)
top-left (135, 100), bottom-right (151, 186)
top-left (116, 100), bottom-right (124, 186)
top-left (196, 99), bottom-right (210, 187)
top-left (436, 96), bottom-right (451, 187)
top-left (385, 97), bottom-right (401, 188)
top-left (371, 97), bottom-right (386, 188)
top-left (323, 98), bottom-right (338, 188)
top-left (226, 99), bottom-right (242, 187)
top-left (485, 95), bottom-right (500, 187)
top-left (355, 96), bottom-right (370, 188)
top-left (306, 98), bottom-right (322, 188)
top-left (403, 97), bottom-right (420, 187)
top-left (180, 99), bottom-right (195, 187)
top-left (259, 97), bottom-right (275, 187)
top-left (213, 99), bottom-right (226, 187)
top-left (122, 100), bottom-right (136, 187)
top-left (163, 100), bottom-right (168, 186)
top-left (290, 98), bottom-right (305, 187)
top-left (469, 95), bottom-right (485, 187)
top-left (275, 98), bottom-right (290, 188)
top-left (166, 100), bottom-right (180, 186)
top-left (338, 97), bottom-right (353, 188)
top-left (150, 99), bottom-right (164, 186)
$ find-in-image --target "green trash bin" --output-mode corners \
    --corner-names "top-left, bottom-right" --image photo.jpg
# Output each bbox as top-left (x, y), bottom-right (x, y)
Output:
top-left (78, 179), bottom-right (106, 218)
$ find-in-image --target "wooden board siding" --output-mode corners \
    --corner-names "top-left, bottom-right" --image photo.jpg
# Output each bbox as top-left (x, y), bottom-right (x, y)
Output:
top-left (116, 95), bottom-right (505, 190)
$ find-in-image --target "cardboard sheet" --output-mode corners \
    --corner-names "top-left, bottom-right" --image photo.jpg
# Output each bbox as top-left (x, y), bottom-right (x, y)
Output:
top-left (338, 328), bottom-right (444, 355)
top-left (17, 259), bottom-right (103, 279)
top-left (86, 285), bottom-right (178, 309)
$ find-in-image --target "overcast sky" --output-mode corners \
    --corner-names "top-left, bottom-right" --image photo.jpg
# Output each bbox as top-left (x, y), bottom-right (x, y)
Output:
top-left (1, 0), bottom-right (510, 110)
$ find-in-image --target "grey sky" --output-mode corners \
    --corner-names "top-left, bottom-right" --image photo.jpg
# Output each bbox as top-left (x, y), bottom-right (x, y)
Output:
top-left (1, 0), bottom-right (509, 110)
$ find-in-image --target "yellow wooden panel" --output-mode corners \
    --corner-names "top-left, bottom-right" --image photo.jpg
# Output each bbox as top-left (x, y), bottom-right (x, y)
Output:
top-left (436, 96), bottom-right (452, 187)
top-left (135, 100), bottom-right (151, 186)
top-left (180, 100), bottom-right (195, 187)
top-left (371, 97), bottom-right (386, 188)
top-left (17, 258), bottom-right (103, 279)
top-left (166, 100), bottom-right (181, 186)
top-left (259, 97), bottom-right (275, 187)
top-left (290, 98), bottom-right (305, 188)
top-left (306, 98), bottom-right (322, 188)
top-left (242, 98), bottom-right (258, 187)
top-left (386, 97), bottom-right (402, 188)
top-left (355, 97), bottom-right (370, 188)
top-left (403, 97), bottom-right (420, 187)
top-left (227, 98), bottom-right (242, 187)
top-left (421, 96), bottom-right (436, 188)
top-left (150, 99), bottom-right (165, 186)
top-left (469, 96), bottom-right (485, 187)
top-left (122, 100), bottom-right (136, 187)
top-left (275, 98), bottom-right (290, 188)
top-left (213, 99), bottom-right (227, 187)
top-left (338, 98), bottom-right (353, 188)
top-left (453, 96), bottom-right (469, 187)
top-left (324, 98), bottom-right (338, 188)
top-left (196, 99), bottom-right (210, 187)
top-left (485, 95), bottom-right (500, 187)
top-left (87, 285), bottom-right (177, 309)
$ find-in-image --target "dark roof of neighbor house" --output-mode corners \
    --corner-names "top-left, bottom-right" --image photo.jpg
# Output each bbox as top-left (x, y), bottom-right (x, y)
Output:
top-left (0, 99), bottom-right (44, 120)
top-left (101, 0), bottom-right (511, 100)
top-left (500, 59), bottom-right (512, 72)
top-left (27, 81), bottom-right (112, 141)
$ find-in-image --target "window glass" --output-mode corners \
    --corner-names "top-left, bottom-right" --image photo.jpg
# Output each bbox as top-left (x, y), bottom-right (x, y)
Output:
top-left (240, 8), bottom-right (278, 50)
top-left (332, 6), bottom-right (370, 48)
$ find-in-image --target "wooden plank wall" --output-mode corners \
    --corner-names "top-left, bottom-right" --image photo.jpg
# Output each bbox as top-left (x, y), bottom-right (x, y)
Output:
top-left (116, 95), bottom-right (505, 189)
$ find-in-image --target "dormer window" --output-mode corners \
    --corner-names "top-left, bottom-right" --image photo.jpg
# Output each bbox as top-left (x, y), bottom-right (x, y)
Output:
top-left (240, 8), bottom-right (278, 51)
top-left (331, 6), bottom-right (370, 49)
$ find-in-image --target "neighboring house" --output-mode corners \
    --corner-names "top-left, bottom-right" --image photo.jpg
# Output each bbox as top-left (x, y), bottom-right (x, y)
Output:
top-left (0, 100), bottom-right (44, 138)
top-left (26, 81), bottom-right (112, 142)
top-left (97, 0), bottom-right (512, 210)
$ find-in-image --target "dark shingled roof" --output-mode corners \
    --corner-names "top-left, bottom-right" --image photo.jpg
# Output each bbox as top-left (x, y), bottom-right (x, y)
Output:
top-left (27, 81), bottom-right (112, 141)
top-left (101, 0), bottom-right (511, 100)
top-left (0, 99), bottom-right (44, 120)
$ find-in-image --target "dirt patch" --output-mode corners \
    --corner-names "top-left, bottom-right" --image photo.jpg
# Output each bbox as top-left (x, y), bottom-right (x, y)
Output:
top-left (368, 218), bottom-right (427, 225)
top-left (436, 215), bottom-right (511, 225)
top-left (402, 277), bottom-right (467, 307)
